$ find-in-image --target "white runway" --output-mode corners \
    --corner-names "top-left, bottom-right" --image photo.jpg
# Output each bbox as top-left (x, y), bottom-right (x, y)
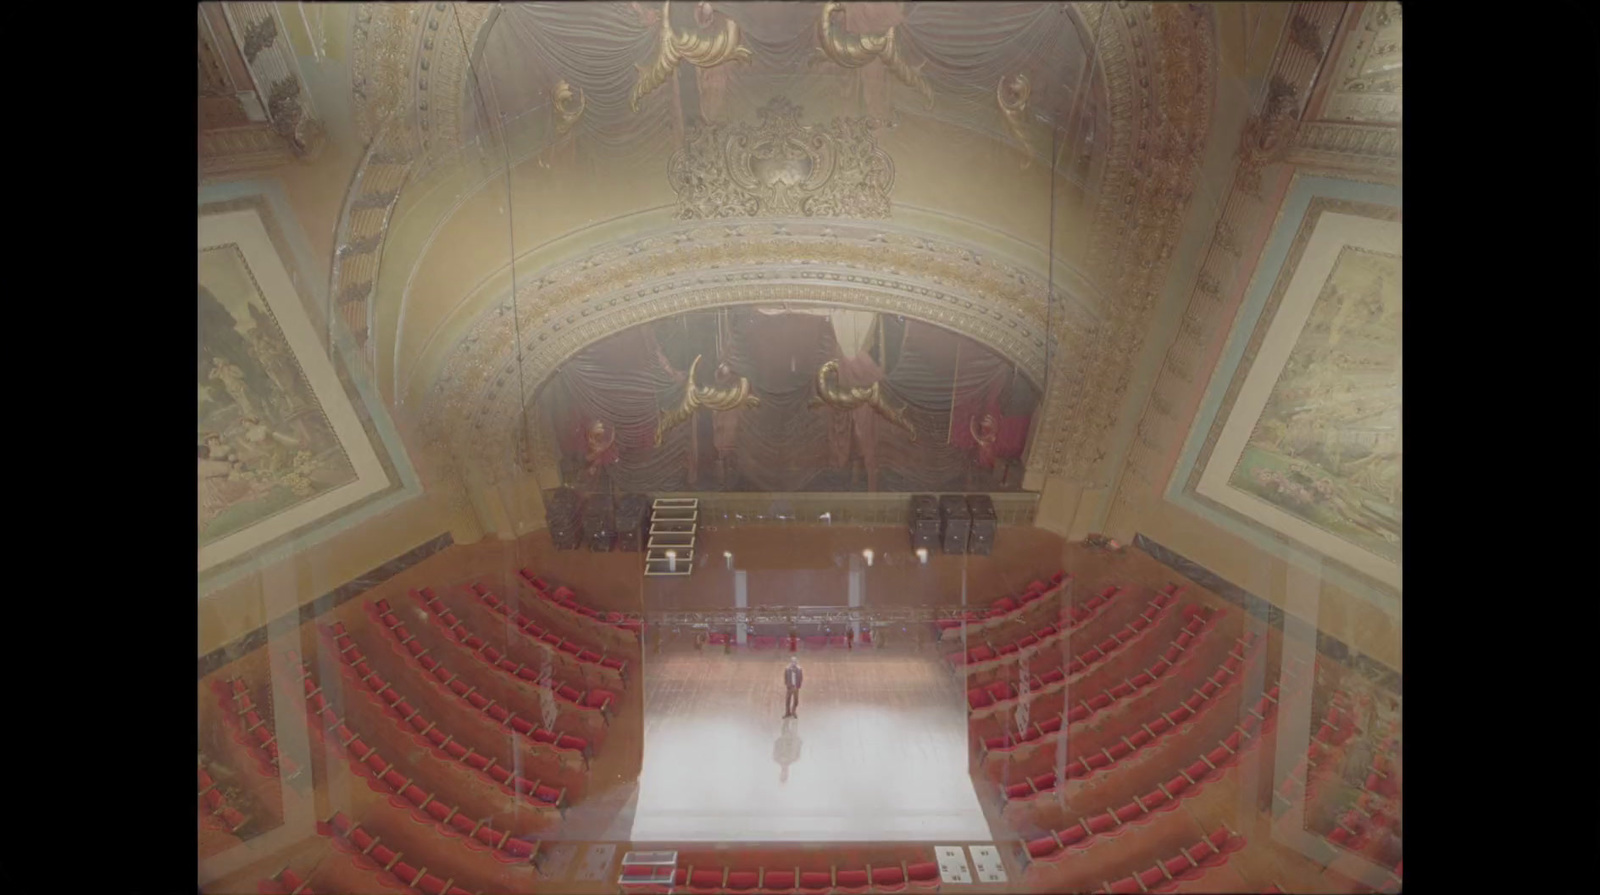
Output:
top-left (630, 650), bottom-right (994, 842)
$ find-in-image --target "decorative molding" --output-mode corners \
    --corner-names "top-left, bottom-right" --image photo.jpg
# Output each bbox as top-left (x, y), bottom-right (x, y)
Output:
top-left (631, 0), bottom-right (751, 112)
top-left (222, 2), bottom-right (323, 160)
top-left (418, 219), bottom-right (1110, 487)
top-left (328, 116), bottom-right (416, 369)
top-left (1108, 1), bottom-right (1346, 517)
top-left (667, 98), bottom-right (895, 220)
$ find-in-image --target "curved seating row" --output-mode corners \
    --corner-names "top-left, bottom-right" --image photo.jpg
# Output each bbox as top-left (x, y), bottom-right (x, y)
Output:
top-left (517, 569), bottom-right (643, 642)
top-left (318, 811), bottom-right (486, 895)
top-left (1327, 728), bottom-right (1401, 852)
top-left (1019, 682), bottom-right (1288, 869)
top-left (1098, 827), bottom-right (1246, 894)
top-left (198, 763), bottom-right (249, 834)
top-left (318, 623), bottom-right (571, 819)
top-left (946, 585), bottom-right (1124, 676)
top-left (357, 607), bottom-right (592, 768)
top-left (256, 867), bottom-right (314, 895)
top-left (978, 608), bottom-right (1221, 764)
top-left (376, 596), bottom-right (616, 729)
top-left (211, 677), bottom-right (295, 778)
top-left (623, 861), bottom-right (943, 894)
top-left (464, 583), bottom-right (628, 686)
top-left (280, 651), bottom-right (548, 866)
top-left (966, 590), bottom-right (1185, 718)
top-left (1001, 632), bottom-right (1264, 808)
top-left (934, 571), bottom-right (1069, 641)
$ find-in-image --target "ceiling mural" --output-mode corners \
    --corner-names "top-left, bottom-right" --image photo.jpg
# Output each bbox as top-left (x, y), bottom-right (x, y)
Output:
top-left (198, 188), bottom-right (422, 590)
top-left (344, 1), bottom-right (1220, 496)
top-left (1168, 177), bottom-right (1401, 600)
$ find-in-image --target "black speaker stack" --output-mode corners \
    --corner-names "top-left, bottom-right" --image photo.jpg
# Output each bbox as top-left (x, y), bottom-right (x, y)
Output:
top-left (909, 494), bottom-right (940, 551)
top-left (615, 493), bottom-right (652, 552)
top-left (546, 487), bottom-right (582, 550)
top-left (940, 493), bottom-right (971, 554)
top-left (967, 494), bottom-right (997, 556)
top-left (583, 495), bottom-right (616, 552)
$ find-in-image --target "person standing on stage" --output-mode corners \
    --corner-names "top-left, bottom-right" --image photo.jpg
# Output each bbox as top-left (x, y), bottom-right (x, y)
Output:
top-left (783, 656), bottom-right (804, 718)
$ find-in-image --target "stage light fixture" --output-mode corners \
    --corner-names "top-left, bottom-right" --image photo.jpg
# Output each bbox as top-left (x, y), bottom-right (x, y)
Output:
top-left (916, 547), bottom-right (929, 564)
top-left (862, 548), bottom-right (874, 566)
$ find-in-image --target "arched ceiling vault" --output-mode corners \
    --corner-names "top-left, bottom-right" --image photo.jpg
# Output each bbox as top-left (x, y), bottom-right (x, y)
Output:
top-left (342, 1), bottom-right (1219, 494)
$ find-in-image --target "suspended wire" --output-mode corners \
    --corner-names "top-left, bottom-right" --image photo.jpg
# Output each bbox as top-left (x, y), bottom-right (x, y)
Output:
top-left (454, 4), bottom-right (529, 486)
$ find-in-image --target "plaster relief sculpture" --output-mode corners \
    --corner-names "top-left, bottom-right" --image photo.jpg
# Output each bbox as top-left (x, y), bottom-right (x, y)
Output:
top-left (667, 98), bottom-right (895, 219)
top-left (808, 359), bottom-right (917, 440)
top-left (654, 354), bottom-right (761, 447)
top-left (814, 1), bottom-right (933, 110)
top-left (630, 0), bottom-right (752, 112)
top-left (997, 73), bottom-right (1035, 169)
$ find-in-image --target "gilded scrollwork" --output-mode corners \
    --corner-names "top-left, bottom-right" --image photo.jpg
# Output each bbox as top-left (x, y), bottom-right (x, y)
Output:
top-left (655, 355), bottom-right (761, 446)
top-left (808, 360), bottom-right (917, 440)
top-left (666, 98), bottom-right (895, 219)
top-left (996, 73), bottom-right (1035, 169)
top-left (630, 0), bottom-right (752, 112)
top-left (814, 1), bottom-right (933, 110)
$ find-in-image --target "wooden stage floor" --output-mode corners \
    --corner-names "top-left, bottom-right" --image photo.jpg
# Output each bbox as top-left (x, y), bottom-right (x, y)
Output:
top-left (630, 647), bottom-right (994, 843)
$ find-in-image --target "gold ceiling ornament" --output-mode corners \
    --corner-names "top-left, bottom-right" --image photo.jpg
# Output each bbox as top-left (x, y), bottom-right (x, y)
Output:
top-left (538, 80), bottom-right (586, 169)
top-left (654, 354), bottom-right (761, 447)
top-left (814, 1), bottom-right (934, 110)
top-left (1235, 76), bottom-right (1301, 195)
top-left (630, 0), bottom-right (752, 113)
top-left (552, 80), bottom-right (586, 136)
top-left (996, 73), bottom-right (1035, 169)
top-left (808, 360), bottom-right (918, 441)
top-left (667, 98), bottom-right (895, 219)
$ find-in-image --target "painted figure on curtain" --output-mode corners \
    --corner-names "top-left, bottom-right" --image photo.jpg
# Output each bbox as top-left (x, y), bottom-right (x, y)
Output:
top-left (197, 246), bottom-right (354, 544)
top-left (1230, 247), bottom-right (1401, 560)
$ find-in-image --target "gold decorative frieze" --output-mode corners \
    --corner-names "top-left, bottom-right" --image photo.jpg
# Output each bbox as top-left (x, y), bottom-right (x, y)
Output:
top-left (666, 98), bottom-right (895, 219)
top-left (631, 0), bottom-right (752, 112)
top-left (814, 0), bottom-right (933, 109)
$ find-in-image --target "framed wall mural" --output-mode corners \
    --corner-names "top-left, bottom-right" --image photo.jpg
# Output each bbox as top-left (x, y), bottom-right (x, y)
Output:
top-left (1171, 176), bottom-right (1401, 599)
top-left (198, 186), bottom-right (419, 587)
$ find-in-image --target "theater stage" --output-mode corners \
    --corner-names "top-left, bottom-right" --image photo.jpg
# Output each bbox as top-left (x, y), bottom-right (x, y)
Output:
top-left (629, 647), bottom-right (994, 843)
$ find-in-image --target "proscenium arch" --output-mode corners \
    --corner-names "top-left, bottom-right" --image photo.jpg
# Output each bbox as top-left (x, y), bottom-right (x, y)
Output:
top-left (418, 219), bottom-right (1110, 484)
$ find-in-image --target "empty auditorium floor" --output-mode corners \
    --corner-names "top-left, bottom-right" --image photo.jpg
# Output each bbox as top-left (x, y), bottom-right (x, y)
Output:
top-left (630, 647), bottom-right (993, 843)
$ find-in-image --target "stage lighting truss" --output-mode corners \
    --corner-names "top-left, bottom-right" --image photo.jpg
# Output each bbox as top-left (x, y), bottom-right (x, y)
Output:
top-left (640, 604), bottom-right (996, 627)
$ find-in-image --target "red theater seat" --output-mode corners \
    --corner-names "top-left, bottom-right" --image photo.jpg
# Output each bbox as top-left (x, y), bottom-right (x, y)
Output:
top-left (905, 861), bottom-right (940, 891)
top-left (725, 871), bottom-right (760, 892)
top-left (871, 863), bottom-right (908, 892)
top-left (798, 871), bottom-right (833, 894)
top-left (834, 867), bottom-right (871, 893)
top-left (760, 868), bottom-right (797, 893)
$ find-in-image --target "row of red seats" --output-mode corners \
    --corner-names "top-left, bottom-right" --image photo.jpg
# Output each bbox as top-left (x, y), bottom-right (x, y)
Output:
top-left (1327, 727), bottom-right (1401, 851)
top-left (198, 763), bottom-right (249, 834)
top-left (966, 590), bottom-right (1184, 716)
top-left (978, 608), bottom-right (1221, 762)
top-left (623, 861), bottom-right (942, 894)
top-left (518, 569), bottom-right (643, 638)
top-left (946, 584), bottom-right (1123, 674)
top-left (1002, 632), bottom-right (1263, 806)
top-left (256, 867), bottom-right (314, 895)
top-left (211, 677), bottom-right (296, 778)
top-left (466, 583), bottom-right (628, 686)
top-left (375, 596), bottom-right (617, 726)
top-left (358, 605), bottom-right (592, 768)
top-left (1275, 688), bottom-right (1359, 812)
top-left (319, 623), bottom-right (570, 818)
top-left (318, 811), bottom-right (485, 895)
top-left (1099, 827), bottom-right (1246, 894)
top-left (280, 652), bottom-right (546, 866)
top-left (1020, 682), bottom-right (1286, 868)
top-left (934, 571), bottom-right (1069, 641)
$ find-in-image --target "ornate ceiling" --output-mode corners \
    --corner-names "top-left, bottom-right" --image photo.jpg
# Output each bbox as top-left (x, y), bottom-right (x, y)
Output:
top-left (325, 2), bottom-right (1224, 502)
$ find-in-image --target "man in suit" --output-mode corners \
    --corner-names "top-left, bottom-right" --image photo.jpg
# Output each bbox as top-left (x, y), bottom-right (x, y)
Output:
top-left (784, 656), bottom-right (804, 718)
